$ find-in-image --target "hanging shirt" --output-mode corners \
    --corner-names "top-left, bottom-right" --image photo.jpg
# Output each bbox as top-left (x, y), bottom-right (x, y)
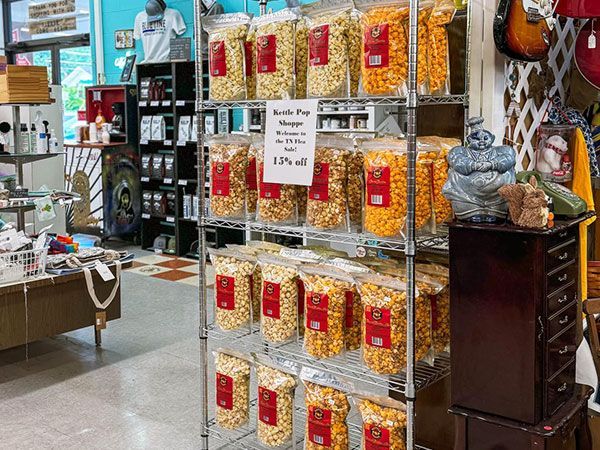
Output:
top-left (134, 8), bottom-right (187, 63)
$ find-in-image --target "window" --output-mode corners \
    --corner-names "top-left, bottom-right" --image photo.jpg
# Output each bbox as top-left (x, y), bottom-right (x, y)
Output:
top-left (60, 46), bottom-right (93, 140)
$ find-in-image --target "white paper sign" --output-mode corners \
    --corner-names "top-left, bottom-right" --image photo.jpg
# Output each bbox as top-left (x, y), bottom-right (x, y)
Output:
top-left (264, 99), bottom-right (318, 186)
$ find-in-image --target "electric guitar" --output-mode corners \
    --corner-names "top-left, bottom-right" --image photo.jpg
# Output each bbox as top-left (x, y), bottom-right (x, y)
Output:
top-left (494, 0), bottom-right (552, 62)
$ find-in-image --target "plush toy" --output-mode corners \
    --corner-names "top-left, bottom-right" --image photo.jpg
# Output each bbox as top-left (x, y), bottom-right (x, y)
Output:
top-left (498, 176), bottom-right (550, 228)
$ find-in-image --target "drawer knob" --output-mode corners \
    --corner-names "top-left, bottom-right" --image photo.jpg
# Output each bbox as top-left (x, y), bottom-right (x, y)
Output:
top-left (559, 315), bottom-right (570, 325)
top-left (558, 274), bottom-right (568, 282)
top-left (559, 231), bottom-right (568, 238)
top-left (558, 294), bottom-right (569, 304)
top-left (558, 252), bottom-right (569, 261)
top-left (557, 382), bottom-right (568, 393)
top-left (558, 345), bottom-right (569, 355)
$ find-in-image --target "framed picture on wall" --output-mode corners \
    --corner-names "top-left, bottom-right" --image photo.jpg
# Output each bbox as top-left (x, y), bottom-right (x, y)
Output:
top-left (120, 55), bottom-right (137, 83)
top-left (115, 29), bottom-right (135, 49)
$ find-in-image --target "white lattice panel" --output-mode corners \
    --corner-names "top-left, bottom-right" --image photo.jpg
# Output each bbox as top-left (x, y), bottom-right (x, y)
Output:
top-left (504, 18), bottom-right (578, 171)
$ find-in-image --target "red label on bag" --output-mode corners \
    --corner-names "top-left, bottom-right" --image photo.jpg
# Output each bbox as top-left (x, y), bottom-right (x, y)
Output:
top-left (365, 305), bottom-right (392, 349)
top-left (259, 164), bottom-right (282, 199)
top-left (366, 166), bottom-right (391, 207)
top-left (258, 386), bottom-right (278, 426)
top-left (308, 162), bottom-right (330, 202)
top-left (297, 278), bottom-right (306, 315)
top-left (364, 424), bottom-right (391, 450)
top-left (216, 275), bottom-right (235, 310)
top-left (216, 372), bottom-right (233, 410)
top-left (431, 294), bottom-right (439, 330)
top-left (209, 40), bottom-right (227, 77)
top-left (364, 24), bottom-right (390, 69)
top-left (309, 24), bottom-right (330, 67)
top-left (244, 41), bottom-right (253, 76)
top-left (262, 281), bottom-right (281, 319)
top-left (308, 405), bottom-right (332, 447)
top-left (257, 34), bottom-right (277, 73)
top-left (246, 156), bottom-right (258, 191)
top-left (345, 290), bottom-right (355, 328)
top-left (306, 291), bottom-right (329, 332)
top-left (212, 162), bottom-right (230, 197)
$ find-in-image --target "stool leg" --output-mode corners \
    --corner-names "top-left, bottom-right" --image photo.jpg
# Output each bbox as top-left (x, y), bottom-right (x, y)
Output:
top-left (95, 328), bottom-right (102, 347)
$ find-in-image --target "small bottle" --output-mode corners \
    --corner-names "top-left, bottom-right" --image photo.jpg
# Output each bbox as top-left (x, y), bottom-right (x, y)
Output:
top-left (48, 130), bottom-right (59, 153)
top-left (89, 123), bottom-right (97, 143)
top-left (101, 124), bottom-right (111, 144)
top-left (183, 193), bottom-right (192, 219)
top-left (29, 124), bottom-right (37, 154)
top-left (19, 124), bottom-right (29, 154)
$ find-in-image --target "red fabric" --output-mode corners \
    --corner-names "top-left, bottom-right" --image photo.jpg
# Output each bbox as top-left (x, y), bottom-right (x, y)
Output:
top-left (575, 20), bottom-right (600, 89)
top-left (556, 0), bottom-right (600, 18)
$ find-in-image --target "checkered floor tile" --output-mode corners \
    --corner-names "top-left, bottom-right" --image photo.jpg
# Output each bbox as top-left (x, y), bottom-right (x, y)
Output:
top-left (127, 254), bottom-right (201, 285)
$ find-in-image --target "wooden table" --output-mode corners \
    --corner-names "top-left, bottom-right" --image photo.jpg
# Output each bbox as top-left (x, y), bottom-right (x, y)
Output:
top-left (0, 261), bottom-right (130, 351)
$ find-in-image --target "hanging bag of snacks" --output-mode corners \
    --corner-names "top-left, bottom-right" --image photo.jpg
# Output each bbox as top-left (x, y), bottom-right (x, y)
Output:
top-left (304, 0), bottom-right (353, 99)
top-left (356, 0), bottom-right (410, 96)
top-left (354, 392), bottom-right (408, 450)
top-left (346, 140), bottom-right (365, 232)
top-left (255, 9), bottom-right (299, 100)
top-left (348, 9), bottom-right (363, 97)
top-left (401, 0), bottom-right (435, 94)
top-left (213, 348), bottom-right (252, 430)
top-left (307, 135), bottom-right (353, 231)
top-left (295, 12), bottom-right (310, 99)
top-left (208, 248), bottom-right (256, 331)
top-left (246, 134), bottom-right (262, 219)
top-left (356, 273), bottom-right (433, 374)
top-left (207, 134), bottom-right (250, 219)
top-left (417, 263), bottom-right (451, 354)
top-left (254, 354), bottom-right (299, 449)
top-left (203, 13), bottom-right (252, 101)
top-left (301, 367), bottom-right (353, 450)
top-left (428, 0), bottom-right (456, 95)
top-left (245, 19), bottom-right (258, 100)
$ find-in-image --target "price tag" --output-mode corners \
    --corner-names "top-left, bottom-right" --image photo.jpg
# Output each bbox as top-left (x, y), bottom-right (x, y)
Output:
top-left (142, 213), bottom-right (151, 219)
top-left (164, 140), bottom-right (172, 146)
top-left (589, 32), bottom-right (597, 49)
top-left (164, 178), bottom-right (173, 185)
top-left (264, 99), bottom-right (318, 186)
top-left (150, 101), bottom-right (160, 107)
top-left (154, 248), bottom-right (163, 255)
top-left (162, 100), bottom-right (171, 107)
top-left (179, 179), bottom-right (188, 186)
top-left (95, 311), bottom-right (107, 330)
top-left (141, 176), bottom-right (150, 182)
top-left (140, 139), bottom-right (149, 145)
top-left (177, 140), bottom-right (187, 147)
top-left (166, 216), bottom-right (175, 223)
top-left (95, 261), bottom-right (115, 282)
top-left (176, 100), bottom-right (186, 107)
top-left (139, 101), bottom-right (148, 107)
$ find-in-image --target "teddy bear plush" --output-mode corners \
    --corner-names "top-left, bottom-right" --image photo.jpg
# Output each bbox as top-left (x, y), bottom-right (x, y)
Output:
top-left (498, 176), bottom-right (549, 228)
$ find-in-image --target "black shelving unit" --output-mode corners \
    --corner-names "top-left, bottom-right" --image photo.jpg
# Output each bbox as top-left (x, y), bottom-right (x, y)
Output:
top-left (137, 61), bottom-right (199, 256)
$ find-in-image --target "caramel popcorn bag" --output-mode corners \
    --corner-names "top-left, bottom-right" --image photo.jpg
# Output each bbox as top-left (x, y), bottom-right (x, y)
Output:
top-left (213, 348), bottom-right (252, 430)
top-left (353, 391), bottom-right (408, 450)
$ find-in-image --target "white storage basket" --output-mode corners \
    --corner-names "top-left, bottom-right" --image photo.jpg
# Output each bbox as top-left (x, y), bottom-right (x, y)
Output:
top-left (0, 247), bottom-right (48, 285)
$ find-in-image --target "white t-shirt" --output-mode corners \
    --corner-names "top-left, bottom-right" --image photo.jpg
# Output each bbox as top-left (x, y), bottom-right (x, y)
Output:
top-left (134, 8), bottom-right (187, 63)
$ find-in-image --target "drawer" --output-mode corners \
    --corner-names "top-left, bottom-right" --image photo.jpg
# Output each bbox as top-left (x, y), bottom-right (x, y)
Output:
top-left (546, 240), bottom-right (577, 272)
top-left (547, 227), bottom-right (577, 250)
top-left (544, 359), bottom-right (575, 418)
top-left (547, 284), bottom-right (577, 317)
top-left (546, 262), bottom-right (577, 295)
top-left (547, 302), bottom-right (577, 339)
top-left (546, 323), bottom-right (577, 377)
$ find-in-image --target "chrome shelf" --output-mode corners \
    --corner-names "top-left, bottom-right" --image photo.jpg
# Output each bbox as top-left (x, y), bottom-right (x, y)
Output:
top-left (200, 95), bottom-right (467, 111)
top-left (207, 324), bottom-right (450, 396)
top-left (0, 152), bottom-right (65, 165)
top-left (203, 216), bottom-right (449, 253)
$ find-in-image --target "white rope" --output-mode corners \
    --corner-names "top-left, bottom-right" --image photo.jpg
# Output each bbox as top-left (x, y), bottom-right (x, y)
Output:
top-left (82, 261), bottom-right (122, 310)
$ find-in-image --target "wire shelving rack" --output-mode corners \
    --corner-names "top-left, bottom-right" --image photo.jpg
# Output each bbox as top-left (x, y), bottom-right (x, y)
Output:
top-left (193, 0), bottom-right (473, 448)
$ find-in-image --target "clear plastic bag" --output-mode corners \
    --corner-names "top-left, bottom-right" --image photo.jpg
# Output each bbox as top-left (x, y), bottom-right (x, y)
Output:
top-left (245, 241), bottom-right (285, 322)
top-left (255, 9), bottom-right (298, 100)
top-left (256, 142), bottom-right (298, 224)
top-left (427, 0), bottom-right (456, 95)
top-left (299, 265), bottom-right (354, 359)
top-left (208, 248), bottom-right (256, 331)
top-left (295, 15), bottom-right (309, 99)
top-left (207, 134), bottom-right (250, 219)
top-left (354, 392), bottom-right (407, 450)
top-left (246, 134), bottom-right (261, 219)
top-left (258, 254), bottom-right (301, 343)
top-left (254, 354), bottom-right (299, 449)
top-left (347, 145), bottom-right (365, 232)
top-left (347, 9), bottom-right (362, 97)
top-left (301, 367), bottom-right (353, 450)
top-left (307, 136), bottom-right (353, 231)
top-left (356, 0), bottom-right (409, 96)
top-left (204, 13), bottom-right (252, 101)
top-left (356, 273), bottom-right (432, 374)
top-left (213, 348), bottom-right (252, 430)
top-left (417, 262), bottom-right (450, 353)
top-left (305, 0), bottom-right (353, 98)
top-left (245, 21), bottom-right (257, 100)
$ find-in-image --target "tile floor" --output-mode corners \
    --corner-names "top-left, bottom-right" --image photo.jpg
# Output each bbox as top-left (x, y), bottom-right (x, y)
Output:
top-left (126, 255), bottom-right (214, 288)
top-left (0, 249), bottom-right (219, 450)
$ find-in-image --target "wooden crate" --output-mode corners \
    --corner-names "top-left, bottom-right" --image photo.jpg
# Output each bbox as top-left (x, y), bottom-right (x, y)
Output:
top-left (0, 65), bottom-right (50, 104)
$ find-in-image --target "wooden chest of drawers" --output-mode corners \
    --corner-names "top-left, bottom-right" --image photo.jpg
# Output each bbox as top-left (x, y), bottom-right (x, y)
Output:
top-left (449, 220), bottom-right (583, 425)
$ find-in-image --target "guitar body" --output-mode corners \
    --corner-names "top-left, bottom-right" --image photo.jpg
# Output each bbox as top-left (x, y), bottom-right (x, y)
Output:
top-left (494, 0), bottom-right (552, 62)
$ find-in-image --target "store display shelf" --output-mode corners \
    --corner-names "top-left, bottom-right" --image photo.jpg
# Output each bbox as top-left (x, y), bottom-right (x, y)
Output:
top-left (316, 128), bottom-right (372, 133)
top-left (203, 217), bottom-right (448, 252)
top-left (200, 95), bottom-right (467, 110)
top-left (207, 324), bottom-right (450, 396)
top-left (0, 152), bottom-right (65, 165)
top-left (317, 110), bottom-right (369, 115)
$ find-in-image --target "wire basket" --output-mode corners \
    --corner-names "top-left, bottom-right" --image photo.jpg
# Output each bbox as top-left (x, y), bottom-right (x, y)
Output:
top-left (0, 247), bottom-right (48, 285)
